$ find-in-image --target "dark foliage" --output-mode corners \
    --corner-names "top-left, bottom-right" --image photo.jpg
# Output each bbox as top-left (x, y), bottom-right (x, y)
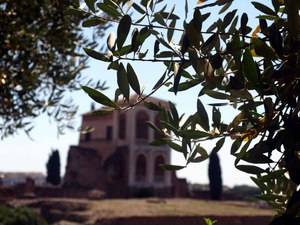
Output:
top-left (0, 204), bottom-right (48, 225)
top-left (0, 0), bottom-right (109, 138)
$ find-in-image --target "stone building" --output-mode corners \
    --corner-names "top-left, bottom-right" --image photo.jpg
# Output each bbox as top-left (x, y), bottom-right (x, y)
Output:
top-left (64, 95), bottom-right (188, 198)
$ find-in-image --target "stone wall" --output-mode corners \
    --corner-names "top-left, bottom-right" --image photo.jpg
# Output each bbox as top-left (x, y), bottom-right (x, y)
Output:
top-left (64, 146), bottom-right (105, 189)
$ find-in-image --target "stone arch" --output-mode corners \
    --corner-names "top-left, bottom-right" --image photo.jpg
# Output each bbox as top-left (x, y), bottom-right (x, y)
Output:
top-left (135, 154), bottom-right (147, 181)
top-left (154, 155), bottom-right (165, 182)
top-left (135, 110), bottom-right (149, 139)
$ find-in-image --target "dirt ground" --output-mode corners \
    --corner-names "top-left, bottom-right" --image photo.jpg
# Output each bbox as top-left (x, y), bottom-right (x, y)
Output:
top-left (11, 198), bottom-right (275, 225)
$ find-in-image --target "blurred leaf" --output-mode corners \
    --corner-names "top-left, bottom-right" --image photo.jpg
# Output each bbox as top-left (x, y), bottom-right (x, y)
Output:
top-left (252, 38), bottom-right (277, 60)
top-left (236, 165), bottom-right (265, 174)
top-left (180, 130), bottom-right (209, 139)
top-left (153, 12), bottom-right (167, 26)
top-left (154, 40), bottom-right (160, 56)
top-left (167, 19), bottom-right (176, 42)
top-left (241, 13), bottom-right (248, 36)
top-left (212, 137), bottom-right (226, 154)
top-left (209, 53), bottom-right (223, 69)
top-left (144, 101), bottom-right (162, 111)
top-left (197, 98), bottom-right (209, 131)
top-left (149, 139), bottom-right (168, 146)
top-left (243, 48), bottom-right (258, 86)
top-left (219, 1), bottom-right (233, 14)
top-left (191, 145), bottom-right (209, 162)
top-left (146, 121), bottom-right (164, 135)
top-left (153, 72), bottom-right (166, 90)
top-left (252, 2), bottom-right (277, 16)
top-left (167, 141), bottom-right (184, 153)
top-left (82, 86), bottom-right (120, 109)
top-left (173, 63), bottom-right (182, 95)
top-left (127, 64), bottom-right (141, 94)
top-left (231, 139), bottom-right (242, 154)
top-left (97, 3), bottom-right (122, 18)
top-left (202, 89), bottom-right (236, 101)
top-left (83, 48), bottom-right (110, 62)
top-left (117, 15), bottom-right (132, 49)
top-left (92, 109), bottom-right (114, 116)
top-left (186, 23), bottom-right (201, 49)
top-left (131, 28), bottom-right (139, 52)
top-left (269, 23), bottom-right (283, 55)
top-left (212, 106), bottom-right (221, 128)
top-left (286, 0), bottom-right (299, 36)
top-left (222, 9), bottom-right (237, 30)
top-left (169, 101), bottom-right (179, 124)
top-left (132, 3), bottom-right (146, 14)
top-left (169, 79), bottom-right (199, 92)
top-left (159, 164), bottom-right (185, 171)
top-left (82, 18), bottom-right (104, 27)
top-left (117, 63), bottom-right (130, 100)
top-left (156, 51), bottom-right (174, 58)
top-left (85, 0), bottom-right (96, 12)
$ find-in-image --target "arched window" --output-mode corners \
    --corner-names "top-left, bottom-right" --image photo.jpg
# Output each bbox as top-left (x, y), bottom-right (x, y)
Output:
top-left (154, 114), bottom-right (164, 139)
top-left (136, 111), bottom-right (149, 139)
top-left (135, 154), bottom-right (146, 181)
top-left (119, 113), bottom-right (126, 140)
top-left (154, 155), bottom-right (165, 181)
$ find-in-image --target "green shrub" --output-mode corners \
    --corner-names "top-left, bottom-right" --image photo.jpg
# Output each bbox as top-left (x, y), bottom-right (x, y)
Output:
top-left (0, 204), bottom-right (48, 225)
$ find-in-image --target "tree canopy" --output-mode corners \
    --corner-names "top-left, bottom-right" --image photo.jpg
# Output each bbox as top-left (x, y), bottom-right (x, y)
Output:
top-left (0, 0), bottom-right (110, 138)
top-left (74, 0), bottom-right (300, 223)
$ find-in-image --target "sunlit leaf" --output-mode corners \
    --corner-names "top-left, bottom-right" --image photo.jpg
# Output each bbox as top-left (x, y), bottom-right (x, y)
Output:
top-left (197, 0), bottom-right (208, 4)
top-left (107, 31), bottom-right (116, 51)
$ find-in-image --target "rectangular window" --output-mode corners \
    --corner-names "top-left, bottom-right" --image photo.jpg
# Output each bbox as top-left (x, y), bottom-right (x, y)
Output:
top-left (106, 126), bottom-right (113, 140)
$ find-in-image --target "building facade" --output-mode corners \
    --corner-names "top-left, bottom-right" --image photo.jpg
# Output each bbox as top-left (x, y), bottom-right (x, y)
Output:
top-left (64, 96), bottom-right (178, 198)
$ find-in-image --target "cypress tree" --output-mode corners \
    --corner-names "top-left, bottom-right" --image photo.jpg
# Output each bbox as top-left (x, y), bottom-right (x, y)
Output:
top-left (46, 149), bottom-right (61, 185)
top-left (208, 152), bottom-right (222, 200)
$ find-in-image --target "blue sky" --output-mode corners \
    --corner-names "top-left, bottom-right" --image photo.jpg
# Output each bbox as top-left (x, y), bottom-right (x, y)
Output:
top-left (1, 0), bottom-right (267, 187)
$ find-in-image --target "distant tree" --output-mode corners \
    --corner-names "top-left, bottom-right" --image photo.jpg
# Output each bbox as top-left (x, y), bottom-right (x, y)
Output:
top-left (0, 0), bottom-right (110, 138)
top-left (208, 153), bottom-right (222, 200)
top-left (46, 149), bottom-right (61, 185)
